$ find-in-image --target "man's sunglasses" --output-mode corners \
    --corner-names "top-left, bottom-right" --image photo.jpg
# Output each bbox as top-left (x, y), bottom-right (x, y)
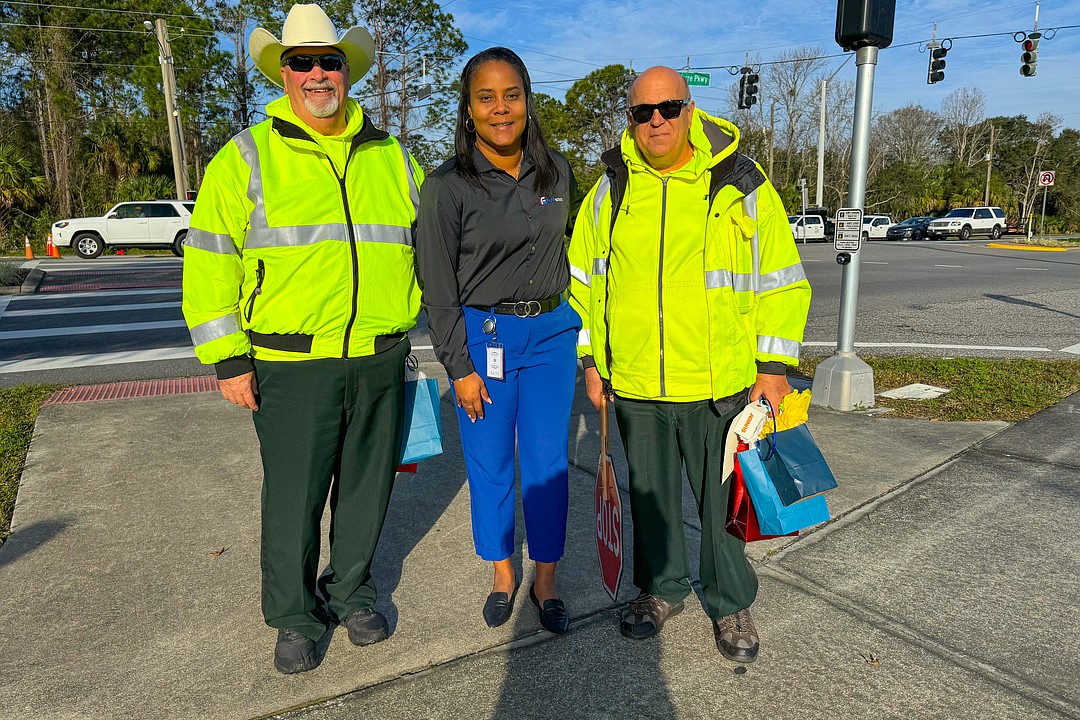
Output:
top-left (628, 98), bottom-right (690, 124)
top-left (282, 53), bottom-right (347, 73)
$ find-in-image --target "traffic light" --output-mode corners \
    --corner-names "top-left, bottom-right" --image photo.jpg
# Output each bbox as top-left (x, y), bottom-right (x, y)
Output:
top-left (1021, 33), bottom-right (1040, 77)
top-left (737, 68), bottom-right (759, 110)
top-left (927, 44), bottom-right (947, 84)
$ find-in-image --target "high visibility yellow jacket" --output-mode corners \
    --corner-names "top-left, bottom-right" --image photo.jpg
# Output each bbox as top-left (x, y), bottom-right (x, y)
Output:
top-left (568, 109), bottom-right (810, 401)
top-left (182, 97), bottom-right (423, 375)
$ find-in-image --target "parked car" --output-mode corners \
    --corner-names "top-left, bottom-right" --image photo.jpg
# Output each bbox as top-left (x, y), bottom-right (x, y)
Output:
top-left (885, 216), bottom-right (935, 241)
top-left (862, 215), bottom-right (894, 240)
top-left (789, 214), bottom-right (827, 242)
top-left (51, 200), bottom-right (196, 259)
top-left (926, 206), bottom-right (1007, 240)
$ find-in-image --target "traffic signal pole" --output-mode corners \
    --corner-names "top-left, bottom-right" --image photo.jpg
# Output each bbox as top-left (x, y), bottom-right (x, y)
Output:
top-left (810, 45), bottom-right (878, 411)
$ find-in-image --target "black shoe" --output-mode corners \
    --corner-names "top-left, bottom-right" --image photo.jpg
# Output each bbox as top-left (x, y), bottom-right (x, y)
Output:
top-left (274, 629), bottom-right (321, 674)
top-left (529, 584), bottom-right (569, 634)
top-left (619, 592), bottom-right (684, 640)
top-left (483, 584), bottom-right (519, 628)
top-left (341, 608), bottom-right (389, 646)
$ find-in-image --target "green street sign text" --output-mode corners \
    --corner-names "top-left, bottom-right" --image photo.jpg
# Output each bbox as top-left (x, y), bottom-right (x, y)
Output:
top-left (679, 71), bottom-right (711, 87)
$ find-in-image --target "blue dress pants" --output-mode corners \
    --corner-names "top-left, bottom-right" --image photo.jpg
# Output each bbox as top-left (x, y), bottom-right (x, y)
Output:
top-left (454, 301), bottom-right (580, 563)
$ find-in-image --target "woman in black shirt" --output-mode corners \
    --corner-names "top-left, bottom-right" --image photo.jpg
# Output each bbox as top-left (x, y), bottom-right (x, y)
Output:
top-left (415, 47), bottom-right (580, 635)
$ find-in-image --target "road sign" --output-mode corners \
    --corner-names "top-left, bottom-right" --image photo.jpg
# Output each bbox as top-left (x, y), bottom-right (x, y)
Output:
top-left (1039, 170), bottom-right (1055, 187)
top-left (679, 71), bottom-right (711, 87)
top-left (834, 207), bottom-right (863, 251)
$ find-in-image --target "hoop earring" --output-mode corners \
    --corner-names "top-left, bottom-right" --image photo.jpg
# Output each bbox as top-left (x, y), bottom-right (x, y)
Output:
top-left (465, 117), bottom-right (475, 133)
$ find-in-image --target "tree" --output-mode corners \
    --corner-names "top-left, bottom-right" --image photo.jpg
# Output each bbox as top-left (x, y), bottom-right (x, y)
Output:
top-left (940, 87), bottom-right (989, 167)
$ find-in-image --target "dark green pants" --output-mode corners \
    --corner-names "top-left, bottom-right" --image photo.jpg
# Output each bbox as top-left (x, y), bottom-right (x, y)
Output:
top-left (252, 340), bottom-right (408, 640)
top-left (614, 396), bottom-right (758, 620)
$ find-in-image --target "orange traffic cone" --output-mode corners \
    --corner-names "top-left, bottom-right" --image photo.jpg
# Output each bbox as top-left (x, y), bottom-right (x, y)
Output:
top-left (24, 236), bottom-right (34, 259)
top-left (46, 234), bottom-right (60, 259)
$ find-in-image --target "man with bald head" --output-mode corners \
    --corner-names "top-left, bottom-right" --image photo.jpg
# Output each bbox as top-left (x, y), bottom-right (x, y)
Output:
top-left (568, 66), bottom-right (810, 662)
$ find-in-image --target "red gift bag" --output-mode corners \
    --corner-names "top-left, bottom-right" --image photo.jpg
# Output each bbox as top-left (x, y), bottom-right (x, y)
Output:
top-left (726, 441), bottom-right (798, 543)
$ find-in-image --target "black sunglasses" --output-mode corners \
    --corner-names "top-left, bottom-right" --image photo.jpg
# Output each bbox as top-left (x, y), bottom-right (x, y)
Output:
top-left (628, 98), bottom-right (690, 124)
top-left (282, 53), bottom-right (347, 73)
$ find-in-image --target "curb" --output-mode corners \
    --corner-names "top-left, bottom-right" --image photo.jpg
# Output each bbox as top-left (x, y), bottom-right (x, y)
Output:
top-left (20, 267), bottom-right (45, 294)
top-left (986, 243), bottom-right (1068, 252)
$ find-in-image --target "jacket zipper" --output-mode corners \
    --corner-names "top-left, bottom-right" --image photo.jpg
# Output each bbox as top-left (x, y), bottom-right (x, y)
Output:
top-left (244, 259), bottom-right (265, 322)
top-left (658, 177), bottom-right (668, 398)
top-left (331, 148), bottom-right (362, 358)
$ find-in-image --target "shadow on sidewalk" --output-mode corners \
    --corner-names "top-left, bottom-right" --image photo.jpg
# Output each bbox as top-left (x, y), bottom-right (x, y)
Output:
top-left (0, 516), bottom-right (71, 569)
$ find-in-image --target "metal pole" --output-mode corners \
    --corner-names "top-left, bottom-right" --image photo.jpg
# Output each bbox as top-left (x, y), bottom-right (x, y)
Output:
top-left (1040, 184), bottom-right (1048, 237)
top-left (816, 79), bottom-right (827, 208)
top-left (810, 45), bottom-right (877, 412)
top-left (984, 124), bottom-right (994, 207)
top-left (154, 19), bottom-right (189, 200)
top-left (837, 45), bottom-right (876, 354)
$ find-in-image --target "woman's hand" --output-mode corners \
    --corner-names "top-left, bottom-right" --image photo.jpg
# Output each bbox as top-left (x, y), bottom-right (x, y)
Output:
top-left (454, 372), bottom-right (492, 422)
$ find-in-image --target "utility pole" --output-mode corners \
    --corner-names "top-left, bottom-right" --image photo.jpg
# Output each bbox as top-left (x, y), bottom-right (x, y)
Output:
top-left (816, 54), bottom-right (853, 208)
top-left (984, 123), bottom-right (995, 206)
top-left (148, 19), bottom-right (189, 200)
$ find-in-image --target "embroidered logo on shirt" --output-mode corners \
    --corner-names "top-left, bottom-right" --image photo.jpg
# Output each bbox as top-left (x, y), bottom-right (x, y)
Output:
top-left (539, 196), bottom-right (564, 205)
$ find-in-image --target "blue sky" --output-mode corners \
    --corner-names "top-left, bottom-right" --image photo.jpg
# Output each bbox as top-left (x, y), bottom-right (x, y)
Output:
top-left (445, 0), bottom-right (1080, 129)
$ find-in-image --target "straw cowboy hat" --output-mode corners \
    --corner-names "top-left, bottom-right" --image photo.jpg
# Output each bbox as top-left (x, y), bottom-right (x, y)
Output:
top-left (250, 3), bottom-right (375, 88)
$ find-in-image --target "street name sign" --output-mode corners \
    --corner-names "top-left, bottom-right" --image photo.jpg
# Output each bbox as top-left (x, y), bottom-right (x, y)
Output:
top-left (834, 207), bottom-right (863, 251)
top-left (679, 71), bottom-right (711, 87)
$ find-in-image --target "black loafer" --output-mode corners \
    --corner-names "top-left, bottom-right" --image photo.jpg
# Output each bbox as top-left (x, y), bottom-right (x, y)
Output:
top-left (483, 584), bottom-right (519, 628)
top-left (529, 584), bottom-right (569, 634)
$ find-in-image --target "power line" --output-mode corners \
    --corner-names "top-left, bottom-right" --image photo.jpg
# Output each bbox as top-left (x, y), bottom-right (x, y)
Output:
top-left (0, 20), bottom-right (216, 38)
top-left (2, 1), bottom-right (205, 21)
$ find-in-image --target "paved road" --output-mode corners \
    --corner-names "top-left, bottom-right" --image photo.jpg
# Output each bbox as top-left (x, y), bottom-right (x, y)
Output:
top-left (799, 239), bottom-right (1080, 359)
top-left (3, 241), bottom-right (1077, 387)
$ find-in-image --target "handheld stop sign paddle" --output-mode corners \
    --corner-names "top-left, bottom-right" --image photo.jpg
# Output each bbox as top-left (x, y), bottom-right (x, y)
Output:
top-left (595, 393), bottom-right (623, 602)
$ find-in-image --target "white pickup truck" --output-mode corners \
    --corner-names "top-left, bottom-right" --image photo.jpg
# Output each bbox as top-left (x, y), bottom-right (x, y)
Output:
top-left (862, 215), bottom-right (894, 240)
top-left (51, 200), bottom-right (195, 259)
top-left (789, 214), bottom-right (827, 242)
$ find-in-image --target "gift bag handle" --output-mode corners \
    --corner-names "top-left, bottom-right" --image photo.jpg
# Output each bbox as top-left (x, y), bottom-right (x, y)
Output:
top-left (759, 398), bottom-right (778, 462)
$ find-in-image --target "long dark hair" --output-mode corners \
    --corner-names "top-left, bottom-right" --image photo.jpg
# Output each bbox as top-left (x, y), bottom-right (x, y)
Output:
top-left (453, 47), bottom-right (559, 194)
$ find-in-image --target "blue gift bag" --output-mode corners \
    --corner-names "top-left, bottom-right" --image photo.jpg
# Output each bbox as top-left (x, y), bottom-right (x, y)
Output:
top-left (759, 424), bottom-right (838, 506)
top-left (399, 377), bottom-right (444, 464)
top-left (736, 445), bottom-right (830, 536)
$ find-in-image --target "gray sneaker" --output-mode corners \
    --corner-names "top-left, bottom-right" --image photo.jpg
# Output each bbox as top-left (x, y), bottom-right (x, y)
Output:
top-left (274, 629), bottom-right (321, 674)
top-left (341, 608), bottom-right (389, 646)
top-left (714, 608), bottom-right (760, 663)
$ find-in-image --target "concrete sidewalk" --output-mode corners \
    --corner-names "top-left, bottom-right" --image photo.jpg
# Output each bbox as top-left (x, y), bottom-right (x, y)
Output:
top-left (1, 365), bottom-right (1078, 719)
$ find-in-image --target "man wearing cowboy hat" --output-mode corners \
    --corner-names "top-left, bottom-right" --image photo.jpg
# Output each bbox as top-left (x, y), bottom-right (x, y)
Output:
top-left (182, 3), bottom-right (424, 674)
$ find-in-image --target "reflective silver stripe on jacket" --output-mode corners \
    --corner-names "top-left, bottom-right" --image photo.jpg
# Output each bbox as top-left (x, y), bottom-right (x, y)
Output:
top-left (578, 328), bottom-right (591, 346)
top-left (185, 229), bottom-right (237, 256)
top-left (593, 175), bottom-right (611, 227)
top-left (704, 269), bottom-right (754, 293)
top-left (190, 314), bottom-right (241, 347)
top-left (757, 335), bottom-right (800, 359)
top-left (759, 263), bottom-right (807, 293)
top-left (233, 130), bottom-right (267, 229)
top-left (742, 189), bottom-right (760, 295)
top-left (593, 257), bottom-right (608, 275)
top-left (569, 263), bottom-right (591, 287)
top-left (399, 143), bottom-right (420, 213)
top-left (244, 223), bottom-right (411, 249)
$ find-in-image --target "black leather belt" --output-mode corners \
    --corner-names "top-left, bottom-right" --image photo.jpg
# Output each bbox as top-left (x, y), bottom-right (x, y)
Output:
top-left (484, 290), bottom-right (567, 318)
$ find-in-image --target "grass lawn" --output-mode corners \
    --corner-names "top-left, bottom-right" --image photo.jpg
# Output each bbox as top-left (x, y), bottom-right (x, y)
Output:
top-left (798, 356), bottom-right (1080, 422)
top-left (1, 385), bottom-right (61, 542)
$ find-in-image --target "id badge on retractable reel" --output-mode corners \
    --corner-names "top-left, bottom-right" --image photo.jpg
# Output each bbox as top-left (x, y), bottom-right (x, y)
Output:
top-left (481, 315), bottom-right (504, 381)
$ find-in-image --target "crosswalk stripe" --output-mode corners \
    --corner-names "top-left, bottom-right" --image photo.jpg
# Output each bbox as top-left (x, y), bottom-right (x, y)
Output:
top-left (0, 319), bottom-right (187, 340)
top-left (0, 347), bottom-right (195, 373)
top-left (3, 301), bottom-right (181, 317)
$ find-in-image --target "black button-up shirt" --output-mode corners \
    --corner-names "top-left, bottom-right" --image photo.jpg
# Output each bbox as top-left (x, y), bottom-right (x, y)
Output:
top-left (416, 147), bottom-right (580, 378)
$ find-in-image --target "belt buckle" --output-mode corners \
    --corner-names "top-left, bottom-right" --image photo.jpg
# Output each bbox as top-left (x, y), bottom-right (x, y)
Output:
top-left (514, 300), bottom-right (541, 318)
